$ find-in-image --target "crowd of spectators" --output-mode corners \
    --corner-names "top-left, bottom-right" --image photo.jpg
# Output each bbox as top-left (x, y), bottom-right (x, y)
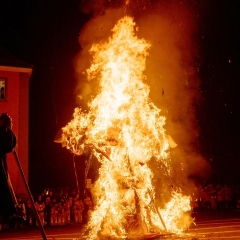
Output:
top-left (191, 183), bottom-right (240, 212)
top-left (1, 188), bottom-right (93, 230)
top-left (1, 183), bottom-right (240, 231)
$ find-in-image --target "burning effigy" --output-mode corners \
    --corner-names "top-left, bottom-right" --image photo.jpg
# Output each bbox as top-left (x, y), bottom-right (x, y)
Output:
top-left (56, 14), bottom-right (195, 239)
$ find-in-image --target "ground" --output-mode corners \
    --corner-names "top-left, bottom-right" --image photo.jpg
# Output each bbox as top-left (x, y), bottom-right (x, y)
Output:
top-left (0, 210), bottom-right (240, 239)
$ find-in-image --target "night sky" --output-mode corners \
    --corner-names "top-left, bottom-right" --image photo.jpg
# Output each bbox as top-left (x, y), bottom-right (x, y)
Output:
top-left (197, 1), bottom-right (240, 184)
top-left (0, 0), bottom-right (239, 193)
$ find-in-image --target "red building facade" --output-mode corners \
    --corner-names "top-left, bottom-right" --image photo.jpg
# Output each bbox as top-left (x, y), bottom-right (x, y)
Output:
top-left (0, 65), bottom-right (32, 195)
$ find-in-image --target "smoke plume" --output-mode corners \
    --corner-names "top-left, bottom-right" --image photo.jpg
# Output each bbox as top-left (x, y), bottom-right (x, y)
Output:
top-left (74, 0), bottom-right (211, 195)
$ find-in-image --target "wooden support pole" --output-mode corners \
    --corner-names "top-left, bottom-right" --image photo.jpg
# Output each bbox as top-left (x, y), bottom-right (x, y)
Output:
top-left (13, 150), bottom-right (47, 240)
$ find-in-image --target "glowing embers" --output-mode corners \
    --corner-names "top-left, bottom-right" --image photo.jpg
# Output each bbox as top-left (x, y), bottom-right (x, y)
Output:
top-left (58, 16), bottom-right (191, 239)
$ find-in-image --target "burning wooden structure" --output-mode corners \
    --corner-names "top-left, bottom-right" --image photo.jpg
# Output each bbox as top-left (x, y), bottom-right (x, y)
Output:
top-left (56, 16), bottom-right (192, 239)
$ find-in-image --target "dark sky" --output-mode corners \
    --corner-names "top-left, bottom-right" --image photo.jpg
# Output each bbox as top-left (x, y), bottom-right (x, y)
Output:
top-left (197, 1), bottom-right (240, 184)
top-left (0, 0), bottom-right (239, 192)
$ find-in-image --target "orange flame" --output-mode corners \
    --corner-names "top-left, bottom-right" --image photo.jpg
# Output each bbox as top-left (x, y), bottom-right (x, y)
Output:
top-left (59, 16), bottom-right (192, 238)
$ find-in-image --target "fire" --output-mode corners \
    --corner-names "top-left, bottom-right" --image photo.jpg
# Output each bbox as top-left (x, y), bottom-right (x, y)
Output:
top-left (58, 16), bottom-right (192, 238)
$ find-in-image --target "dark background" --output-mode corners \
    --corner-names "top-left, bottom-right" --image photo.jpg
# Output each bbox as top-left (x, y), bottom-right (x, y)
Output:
top-left (197, 1), bottom-right (240, 184)
top-left (0, 0), bottom-right (239, 192)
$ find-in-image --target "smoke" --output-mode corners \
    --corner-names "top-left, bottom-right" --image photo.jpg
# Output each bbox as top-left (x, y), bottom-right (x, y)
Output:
top-left (74, 0), bottom-right (211, 193)
top-left (73, 7), bottom-right (126, 107)
top-left (132, 1), bottom-right (212, 191)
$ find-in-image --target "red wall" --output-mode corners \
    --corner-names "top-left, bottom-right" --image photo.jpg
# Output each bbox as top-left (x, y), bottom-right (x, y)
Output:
top-left (0, 66), bottom-right (32, 195)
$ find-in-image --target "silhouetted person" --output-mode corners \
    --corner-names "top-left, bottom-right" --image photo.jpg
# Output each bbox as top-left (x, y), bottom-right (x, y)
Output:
top-left (0, 113), bottom-right (17, 229)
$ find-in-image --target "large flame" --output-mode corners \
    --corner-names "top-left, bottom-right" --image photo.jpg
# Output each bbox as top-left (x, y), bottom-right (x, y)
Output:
top-left (59, 16), bottom-right (192, 239)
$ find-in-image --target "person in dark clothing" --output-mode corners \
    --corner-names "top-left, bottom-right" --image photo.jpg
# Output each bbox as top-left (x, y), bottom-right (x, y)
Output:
top-left (0, 113), bottom-right (17, 229)
top-left (44, 196), bottom-right (52, 226)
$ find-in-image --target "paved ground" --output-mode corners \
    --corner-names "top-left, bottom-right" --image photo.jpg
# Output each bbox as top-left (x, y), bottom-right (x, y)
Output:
top-left (1, 210), bottom-right (240, 239)
top-left (182, 210), bottom-right (240, 240)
